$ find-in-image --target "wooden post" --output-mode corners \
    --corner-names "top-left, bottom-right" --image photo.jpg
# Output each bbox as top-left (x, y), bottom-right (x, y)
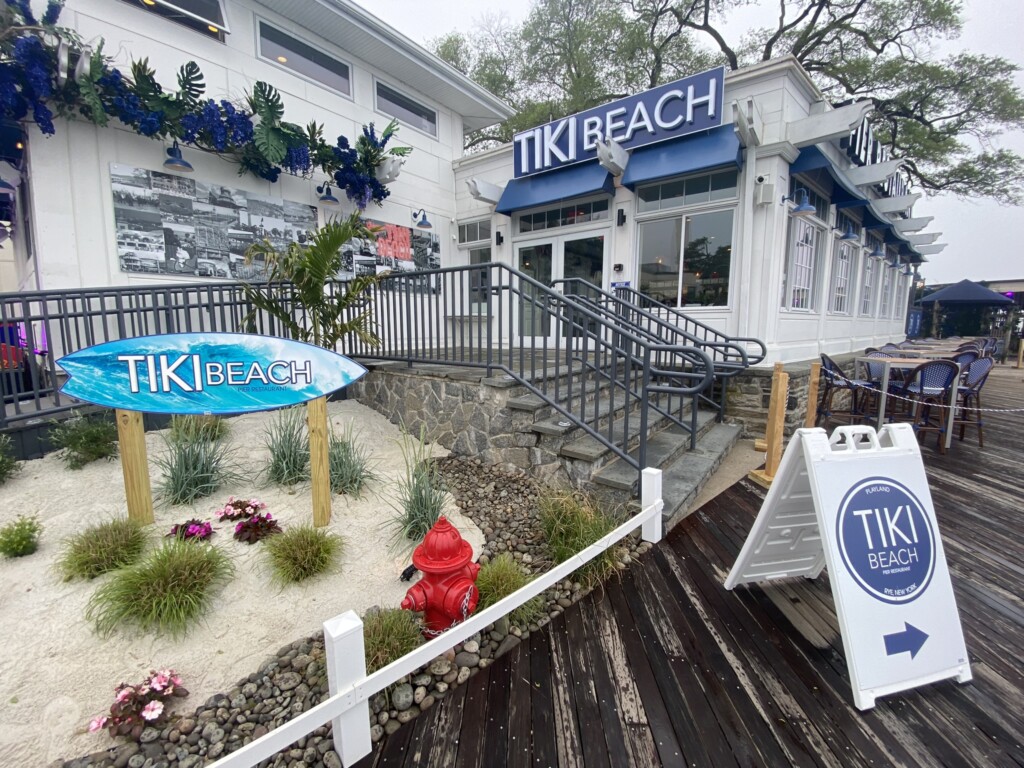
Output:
top-left (754, 362), bottom-right (785, 452)
top-left (749, 364), bottom-right (789, 489)
top-left (805, 361), bottom-right (822, 428)
top-left (307, 396), bottom-right (331, 527)
top-left (1016, 337), bottom-right (1023, 369)
top-left (115, 409), bottom-right (154, 525)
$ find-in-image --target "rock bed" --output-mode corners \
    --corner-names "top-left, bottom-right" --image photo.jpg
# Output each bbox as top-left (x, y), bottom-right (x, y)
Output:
top-left (55, 457), bottom-right (651, 768)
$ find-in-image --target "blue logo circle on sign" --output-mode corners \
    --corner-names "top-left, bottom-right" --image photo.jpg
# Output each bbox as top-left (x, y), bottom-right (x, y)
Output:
top-left (836, 477), bottom-right (935, 604)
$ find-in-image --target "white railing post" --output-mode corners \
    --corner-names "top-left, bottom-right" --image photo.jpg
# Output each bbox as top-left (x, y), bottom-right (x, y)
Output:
top-left (640, 467), bottom-right (664, 543)
top-left (324, 611), bottom-right (372, 766)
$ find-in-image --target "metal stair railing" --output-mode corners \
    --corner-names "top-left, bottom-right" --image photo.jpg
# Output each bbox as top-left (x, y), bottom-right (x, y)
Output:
top-left (551, 278), bottom-right (766, 420)
top-left (346, 263), bottom-right (715, 476)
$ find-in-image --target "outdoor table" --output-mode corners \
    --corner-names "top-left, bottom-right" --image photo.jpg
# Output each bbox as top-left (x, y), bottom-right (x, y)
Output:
top-left (854, 356), bottom-right (960, 450)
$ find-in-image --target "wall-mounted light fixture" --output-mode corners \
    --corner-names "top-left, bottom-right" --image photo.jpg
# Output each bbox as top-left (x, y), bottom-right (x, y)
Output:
top-left (316, 182), bottom-right (340, 206)
top-left (616, 209), bottom-right (627, 227)
top-left (837, 223), bottom-right (858, 241)
top-left (412, 209), bottom-right (432, 229)
top-left (0, 222), bottom-right (11, 244)
top-left (163, 141), bottom-right (193, 173)
top-left (495, 231), bottom-right (504, 246)
top-left (868, 243), bottom-right (885, 260)
top-left (0, 179), bottom-right (15, 194)
top-left (613, 263), bottom-right (624, 273)
top-left (781, 187), bottom-right (815, 216)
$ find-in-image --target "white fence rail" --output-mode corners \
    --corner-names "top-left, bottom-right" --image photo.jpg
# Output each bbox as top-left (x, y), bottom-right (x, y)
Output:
top-left (210, 468), bottom-right (664, 768)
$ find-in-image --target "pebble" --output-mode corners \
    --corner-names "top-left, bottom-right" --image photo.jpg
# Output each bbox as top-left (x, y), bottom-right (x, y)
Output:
top-left (390, 683), bottom-right (414, 712)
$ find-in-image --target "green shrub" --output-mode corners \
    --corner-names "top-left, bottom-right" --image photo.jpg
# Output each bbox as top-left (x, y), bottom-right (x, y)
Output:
top-left (58, 519), bottom-right (147, 580)
top-left (86, 539), bottom-right (234, 638)
top-left (328, 424), bottom-right (376, 497)
top-left (362, 608), bottom-right (422, 673)
top-left (0, 434), bottom-right (19, 485)
top-left (169, 414), bottom-right (228, 443)
top-left (388, 428), bottom-right (446, 547)
top-left (155, 434), bottom-right (237, 505)
top-left (48, 412), bottom-right (119, 469)
top-left (0, 515), bottom-right (42, 558)
top-left (264, 525), bottom-right (343, 584)
top-left (538, 490), bottom-right (623, 590)
top-left (264, 408), bottom-right (309, 486)
top-left (475, 553), bottom-right (546, 627)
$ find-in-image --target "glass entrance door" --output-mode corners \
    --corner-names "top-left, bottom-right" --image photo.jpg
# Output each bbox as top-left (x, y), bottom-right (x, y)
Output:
top-left (516, 232), bottom-right (607, 346)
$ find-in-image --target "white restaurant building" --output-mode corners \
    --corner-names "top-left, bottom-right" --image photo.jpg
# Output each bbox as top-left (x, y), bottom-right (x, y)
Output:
top-left (0, 0), bottom-right (939, 365)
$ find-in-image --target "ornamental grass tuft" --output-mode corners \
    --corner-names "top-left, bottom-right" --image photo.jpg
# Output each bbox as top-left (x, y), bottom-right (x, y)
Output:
top-left (265, 408), bottom-right (309, 486)
top-left (48, 411), bottom-right (119, 469)
top-left (155, 433), bottom-right (237, 505)
top-left (86, 539), bottom-right (234, 638)
top-left (263, 525), bottom-right (343, 584)
top-left (328, 423), bottom-right (376, 497)
top-left (169, 414), bottom-right (229, 444)
top-left (538, 489), bottom-right (624, 590)
top-left (387, 427), bottom-right (446, 548)
top-left (0, 515), bottom-right (43, 558)
top-left (362, 607), bottom-right (423, 674)
top-left (58, 519), bottom-right (147, 580)
top-left (475, 552), bottom-right (546, 628)
top-left (0, 433), bottom-right (19, 485)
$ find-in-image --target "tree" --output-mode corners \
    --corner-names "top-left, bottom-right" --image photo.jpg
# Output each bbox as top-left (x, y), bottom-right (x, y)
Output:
top-left (434, 0), bottom-right (1024, 204)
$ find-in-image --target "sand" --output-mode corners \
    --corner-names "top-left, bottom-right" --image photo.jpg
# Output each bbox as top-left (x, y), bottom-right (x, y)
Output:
top-left (0, 401), bottom-right (483, 766)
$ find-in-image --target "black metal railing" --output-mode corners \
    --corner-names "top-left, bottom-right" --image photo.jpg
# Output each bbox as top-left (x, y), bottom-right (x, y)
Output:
top-left (0, 266), bottom-right (727, 481)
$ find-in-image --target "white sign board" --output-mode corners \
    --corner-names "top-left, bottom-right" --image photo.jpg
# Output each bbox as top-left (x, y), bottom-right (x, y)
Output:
top-left (726, 424), bottom-right (971, 709)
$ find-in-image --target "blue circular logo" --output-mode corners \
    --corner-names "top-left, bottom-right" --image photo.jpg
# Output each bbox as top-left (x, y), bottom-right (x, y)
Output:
top-left (836, 478), bottom-right (935, 604)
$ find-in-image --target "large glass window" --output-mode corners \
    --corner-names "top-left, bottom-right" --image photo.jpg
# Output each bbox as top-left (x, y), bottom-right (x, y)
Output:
top-left (517, 199), bottom-right (609, 234)
top-left (637, 171), bottom-right (737, 213)
top-left (879, 257), bottom-right (895, 317)
top-left (783, 217), bottom-right (824, 310)
top-left (830, 241), bottom-right (855, 314)
top-left (860, 256), bottom-right (875, 316)
top-left (376, 82), bottom-right (437, 137)
top-left (469, 246), bottom-right (491, 310)
top-left (637, 210), bottom-right (733, 307)
top-left (121, 0), bottom-right (227, 38)
top-left (259, 23), bottom-right (350, 96)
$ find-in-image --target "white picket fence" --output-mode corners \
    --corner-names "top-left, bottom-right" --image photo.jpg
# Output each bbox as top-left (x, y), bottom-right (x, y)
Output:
top-left (209, 468), bottom-right (665, 768)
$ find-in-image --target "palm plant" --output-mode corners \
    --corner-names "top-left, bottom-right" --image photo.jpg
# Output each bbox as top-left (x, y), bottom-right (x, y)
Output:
top-left (242, 212), bottom-right (382, 351)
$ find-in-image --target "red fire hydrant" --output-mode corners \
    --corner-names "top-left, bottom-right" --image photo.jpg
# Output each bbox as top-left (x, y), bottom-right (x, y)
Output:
top-left (401, 516), bottom-right (480, 637)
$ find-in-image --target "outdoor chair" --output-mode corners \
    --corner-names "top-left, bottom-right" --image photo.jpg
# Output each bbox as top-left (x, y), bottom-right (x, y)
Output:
top-left (891, 360), bottom-right (960, 454)
top-left (817, 354), bottom-right (874, 427)
top-left (949, 350), bottom-right (979, 373)
top-left (954, 357), bottom-right (995, 447)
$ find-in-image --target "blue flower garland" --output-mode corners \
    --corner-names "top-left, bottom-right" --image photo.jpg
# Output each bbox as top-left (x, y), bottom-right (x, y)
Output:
top-left (0, 0), bottom-right (409, 208)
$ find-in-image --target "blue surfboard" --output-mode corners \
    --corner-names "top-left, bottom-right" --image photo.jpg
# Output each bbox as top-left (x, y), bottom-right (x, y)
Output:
top-left (56, 333), bottom-right (367, 415)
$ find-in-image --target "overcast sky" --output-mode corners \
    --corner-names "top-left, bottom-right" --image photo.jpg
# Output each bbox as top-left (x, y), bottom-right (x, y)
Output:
top-left (355, 0), bottom-right (1024, 286)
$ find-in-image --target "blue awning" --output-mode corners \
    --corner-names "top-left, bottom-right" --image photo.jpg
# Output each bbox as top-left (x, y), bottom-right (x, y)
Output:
top-left (495, 162), bottom-right (615, 216)
top-left (621, 125), bottom-right (742, 189)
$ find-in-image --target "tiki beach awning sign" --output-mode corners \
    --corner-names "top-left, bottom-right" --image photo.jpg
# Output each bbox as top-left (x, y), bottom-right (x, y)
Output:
top-left (56, 333), bottom-right (367, 414)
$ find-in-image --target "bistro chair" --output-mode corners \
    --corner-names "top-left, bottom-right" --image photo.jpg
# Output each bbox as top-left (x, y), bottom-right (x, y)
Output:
top-left (817, 353), bottom-right (874, 426)
top-left (954, 357), bottom-right (995, 447)
top-left (891, 360), bottom-right (960, 453)
top-left (949, 350), bottom-right (979, 373)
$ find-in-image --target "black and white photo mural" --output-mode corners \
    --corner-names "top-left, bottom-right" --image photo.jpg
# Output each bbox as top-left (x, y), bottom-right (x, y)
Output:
top-left (109, 164), bottom-right (318, 280)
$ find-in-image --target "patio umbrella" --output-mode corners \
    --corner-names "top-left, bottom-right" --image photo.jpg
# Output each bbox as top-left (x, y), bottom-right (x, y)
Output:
top-left (918, 279), bottom-right (1013, 306)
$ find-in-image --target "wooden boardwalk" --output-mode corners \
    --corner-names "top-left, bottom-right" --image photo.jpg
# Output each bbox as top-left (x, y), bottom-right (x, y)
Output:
top-left (355, 365), bottom-right (1024, 768)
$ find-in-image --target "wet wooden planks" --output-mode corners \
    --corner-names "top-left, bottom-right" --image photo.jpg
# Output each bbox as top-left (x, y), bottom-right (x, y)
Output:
top-left (356, 366), bottom-right (1024, 767)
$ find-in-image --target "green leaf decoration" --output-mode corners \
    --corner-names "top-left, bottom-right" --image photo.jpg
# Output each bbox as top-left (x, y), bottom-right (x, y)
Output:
top-left (250, 81), bottom-right (284, 124)
top-left (77, 78), bottom-right (108, 125)
top-left (130, 58), bottom-right (162, 99)
top-left (176, 61), bottom-right (205, 104)
top-left (253, 122), bottom-right (287, 165)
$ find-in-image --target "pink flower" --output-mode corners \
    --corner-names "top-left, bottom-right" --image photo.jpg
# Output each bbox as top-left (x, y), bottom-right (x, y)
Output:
top-left (140, 700), bottom-right (164, 721)
top-left (171, 674), bottom-right (183, 686)
top-left (88, 716), bottom-right (108, 733)
top-left (150, 673), bottom-right (169, 692)
top-left (115, 687), bottom-right (133, 704)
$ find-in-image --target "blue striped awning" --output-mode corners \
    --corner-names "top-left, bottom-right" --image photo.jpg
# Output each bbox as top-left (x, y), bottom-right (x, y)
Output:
top-left (621, 125), bottom-right (742, 189)
top-left (495, 162), bottom-right (614, 216)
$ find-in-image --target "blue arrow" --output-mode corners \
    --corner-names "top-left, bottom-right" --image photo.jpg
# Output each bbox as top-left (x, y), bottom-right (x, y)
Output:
top-left (884, 623), bottom-right (928, 659)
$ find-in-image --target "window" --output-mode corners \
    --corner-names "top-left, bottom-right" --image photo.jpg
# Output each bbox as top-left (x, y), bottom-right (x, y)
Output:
top-left (783, 217), bottom-right (824, 310)
top-left (458, 220), bottom-right (491, 244)
top-left (122, 0), bottom-right (227, 39)
top-left (637, 171), bottom-right (737, 213)
top-left (830, 241), bottom-right (855, 314)
top-left (469, 246), bottom-right (491, 309)
top-left (637, 209), bottom-right (734, 307)
top-left (376, 82), bottom-right (437, 136)
top-left (517, 199), bottom-right (609, 234)
top-left (860, 256), bottom-right (875, 316)
top-left (879, 257), bottom-right (895, 317)
top-left (259, 23), bottom-right (350, 96)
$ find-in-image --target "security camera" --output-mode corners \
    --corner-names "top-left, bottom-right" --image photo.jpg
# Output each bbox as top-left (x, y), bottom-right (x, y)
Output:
top-left (756, 175), bottom-right (766, 184)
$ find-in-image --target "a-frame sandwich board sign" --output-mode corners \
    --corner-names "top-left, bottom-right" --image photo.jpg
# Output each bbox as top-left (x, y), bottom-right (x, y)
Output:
top-left (725, 423), bottom-right (971, 709)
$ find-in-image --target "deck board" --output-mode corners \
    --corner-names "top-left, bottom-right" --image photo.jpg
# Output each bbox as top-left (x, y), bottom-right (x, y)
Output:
top-left (360, 365), bottom-right (1024, 767)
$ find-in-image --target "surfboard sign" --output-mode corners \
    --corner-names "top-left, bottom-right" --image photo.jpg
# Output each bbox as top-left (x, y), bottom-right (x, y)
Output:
top-left (56, 333), bottom-right (367, 415)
